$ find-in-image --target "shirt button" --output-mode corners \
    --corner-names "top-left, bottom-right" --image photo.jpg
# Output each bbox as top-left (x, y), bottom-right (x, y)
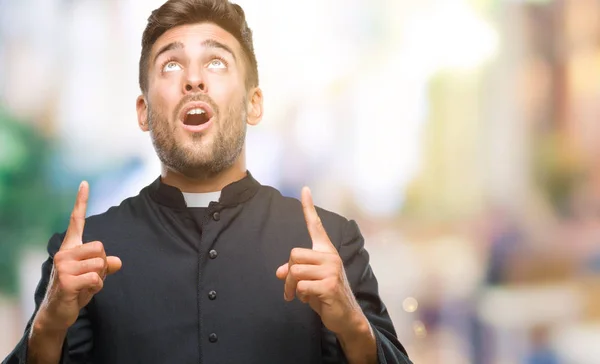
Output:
top-left (208, 290), bottom-right (217, 300)
top-left (209, 333), bottom-right (218, 343)
top-left (212, 211), bottom-right (220, 221)
top-left (209, 250), bottom-right (218, 259)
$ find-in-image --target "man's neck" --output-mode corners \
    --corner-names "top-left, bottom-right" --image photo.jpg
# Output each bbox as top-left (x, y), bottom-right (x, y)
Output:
top-left (160, 163), bottom-right (247, 193)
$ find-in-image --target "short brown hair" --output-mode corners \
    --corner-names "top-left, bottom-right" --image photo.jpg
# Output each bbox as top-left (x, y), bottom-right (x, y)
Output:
top-left (139, 0), bottom-right (258, 94)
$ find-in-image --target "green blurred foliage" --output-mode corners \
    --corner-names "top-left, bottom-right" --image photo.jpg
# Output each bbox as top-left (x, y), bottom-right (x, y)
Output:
top-left (0, 108), bottom-right (71, 295)
top-left (533, 131), bottom-right (584, 216)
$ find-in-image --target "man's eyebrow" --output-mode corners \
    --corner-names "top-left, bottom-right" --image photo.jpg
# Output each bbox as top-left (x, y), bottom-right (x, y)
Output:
top-left (202, 39), bottom-right (237, 62)
top-left (153, 41), bottom-right (184, 65)
top-left (152, 39), bottom-right (237, 65)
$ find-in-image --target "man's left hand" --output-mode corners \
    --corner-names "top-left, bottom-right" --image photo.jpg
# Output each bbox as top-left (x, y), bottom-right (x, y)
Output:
top-left (275, 187), bottom-right (370, 337)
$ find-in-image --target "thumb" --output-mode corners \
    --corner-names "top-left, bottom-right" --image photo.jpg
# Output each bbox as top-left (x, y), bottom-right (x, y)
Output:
top-left (276, 263), bottom-right (289, 280)
top-left (106, 256), bottom-right (122, 275)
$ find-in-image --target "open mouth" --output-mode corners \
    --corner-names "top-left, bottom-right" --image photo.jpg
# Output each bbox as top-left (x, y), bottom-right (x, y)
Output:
top-left (184, 108), bottom-right (210, 125)
top-left (181, 103), bottom-right (214, 126)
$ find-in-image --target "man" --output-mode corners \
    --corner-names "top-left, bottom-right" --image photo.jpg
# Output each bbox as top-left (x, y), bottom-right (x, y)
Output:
top-left (4, 0), bottom-right (411, 363)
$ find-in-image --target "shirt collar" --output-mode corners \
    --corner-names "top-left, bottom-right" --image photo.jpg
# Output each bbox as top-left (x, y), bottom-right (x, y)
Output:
top-left (148, 170), bottom-right (261, 210)
top-left (182, 191), bottom-right (221, 208)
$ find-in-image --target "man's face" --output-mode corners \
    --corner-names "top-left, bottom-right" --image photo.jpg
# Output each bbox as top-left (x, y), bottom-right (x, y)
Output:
top-left (137, 22), bottom-right (259, 179)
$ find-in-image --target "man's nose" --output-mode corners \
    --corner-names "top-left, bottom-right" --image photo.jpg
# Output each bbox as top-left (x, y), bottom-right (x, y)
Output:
top-left (184, 81), bottom-right (206, 93)
top-left (183, 69), bottom-right (207, 94)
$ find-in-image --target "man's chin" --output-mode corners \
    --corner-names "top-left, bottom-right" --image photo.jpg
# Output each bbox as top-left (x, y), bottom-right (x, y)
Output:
top-left (180, 132), bottom-right (214, 148)
top-left (169, 152), bottom-right (226, 178)
top-left (182, 162), bottom-right (234, 180)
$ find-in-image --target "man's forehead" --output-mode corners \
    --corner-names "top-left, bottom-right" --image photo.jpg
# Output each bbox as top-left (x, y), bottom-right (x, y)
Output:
top-left (151, 22), bottom-right (241, 56)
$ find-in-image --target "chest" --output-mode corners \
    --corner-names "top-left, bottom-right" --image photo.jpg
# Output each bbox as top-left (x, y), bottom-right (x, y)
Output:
top-left (88, 211), bottom-right (320, 359)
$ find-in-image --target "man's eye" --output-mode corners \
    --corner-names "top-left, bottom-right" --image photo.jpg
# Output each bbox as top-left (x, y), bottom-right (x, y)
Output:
top-left (207, 59), bottom-right (226, 69)
top-left (163, 62), bottom-right (182, 72)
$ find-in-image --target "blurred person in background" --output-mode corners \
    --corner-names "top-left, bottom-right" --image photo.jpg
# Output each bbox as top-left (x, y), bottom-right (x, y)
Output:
top-left (2, 0), bottom-right (411, 363)
top-left (525, 326), bottom-right (559, 364)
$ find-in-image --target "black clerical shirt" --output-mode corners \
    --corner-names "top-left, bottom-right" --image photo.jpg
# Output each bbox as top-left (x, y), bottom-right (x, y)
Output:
top-left (4, 172), bottom-right (411, 364)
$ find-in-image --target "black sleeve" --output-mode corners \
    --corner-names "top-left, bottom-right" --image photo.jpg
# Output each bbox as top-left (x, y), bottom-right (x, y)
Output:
top-left (324, 219), bottom-right (412, 364)
top-left (2, 233), bottom-right (94, 364)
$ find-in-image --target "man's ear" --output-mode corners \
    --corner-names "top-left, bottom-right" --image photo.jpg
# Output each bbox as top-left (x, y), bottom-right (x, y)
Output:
top-left (136, 95), bottom-right (149, 132)
top-left (246, 87), bottom-right (263, 126)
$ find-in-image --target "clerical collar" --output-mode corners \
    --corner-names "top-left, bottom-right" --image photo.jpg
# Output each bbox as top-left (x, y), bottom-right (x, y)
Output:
top-left (182, 191), bottom-right (221, 208)
top-left (148, 171), bottom-right (261, 210)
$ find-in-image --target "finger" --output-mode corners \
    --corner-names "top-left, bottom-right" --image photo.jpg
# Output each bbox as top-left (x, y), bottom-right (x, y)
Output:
top-left (84, 272), bottom-right (104, 294)
top-left (276, 263), bottom-right (289, 280)
top-left (63, 181), bottom-right (89, 249)
top-left (61, 241), bottom-right (107, 261)
top-left (285, 264), bottom-right (333, 301)
top-left (288, 264), bottom-right (331, 281)
top-left (64, 272), bottom-right (104, 293)
top-left (297, 292), bottom-right (310, 303)
top-left (88, 280), bottom-right (104, 296)
top-left (106, 256), bottom-right (122, 275)
top-left (301, 187), bottom-right (335, 253)
top-left (287, 247), bottom-right (330, 265)
top-left (282, 247), bottom-right (335, 300)
top-left (296, 280), bottom-right (330, 299)
top-left (283, 250), bottom-right (302, 301)
top-left (284, 267), bottom-right (298, 301)
top-left (63, 258), bottom-right (106, 276)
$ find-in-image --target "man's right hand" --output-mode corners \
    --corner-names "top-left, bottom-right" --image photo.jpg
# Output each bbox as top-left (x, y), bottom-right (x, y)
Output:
top-left (37, 181), bottom-right (122, 331)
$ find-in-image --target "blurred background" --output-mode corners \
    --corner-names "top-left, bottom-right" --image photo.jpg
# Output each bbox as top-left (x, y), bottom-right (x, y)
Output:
top-left (1, 0), bottom-right (600, 362)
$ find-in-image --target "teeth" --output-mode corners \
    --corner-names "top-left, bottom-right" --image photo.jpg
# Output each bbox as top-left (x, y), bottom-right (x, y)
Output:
top-left (186, 108), bottom-right (205, 115)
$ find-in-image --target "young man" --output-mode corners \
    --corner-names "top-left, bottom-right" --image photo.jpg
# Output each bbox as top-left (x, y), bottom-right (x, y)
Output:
top-left (4, 0), bottom-right (411, 363)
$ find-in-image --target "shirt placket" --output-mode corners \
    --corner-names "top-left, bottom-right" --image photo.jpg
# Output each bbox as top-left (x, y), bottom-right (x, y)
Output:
top-left (194, 203), bottom-right (224, 363)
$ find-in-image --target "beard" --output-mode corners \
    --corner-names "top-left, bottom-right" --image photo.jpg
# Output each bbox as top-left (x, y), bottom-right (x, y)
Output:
top-left (147, 93), bottom-right (247, 180)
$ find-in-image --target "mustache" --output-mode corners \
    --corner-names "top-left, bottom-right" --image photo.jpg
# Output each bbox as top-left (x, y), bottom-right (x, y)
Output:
top-left (173, 93), bottom-right (220, 121)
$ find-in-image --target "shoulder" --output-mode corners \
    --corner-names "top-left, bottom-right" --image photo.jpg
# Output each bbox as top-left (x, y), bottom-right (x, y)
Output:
top-left (86, 191), bottom-right (144, 229)
top-left (255, 185), bottom-right (353, 246)
top-left (257, 185), bottom-right (348, 221)
top-left (47, 187), bottom-right (150, 256)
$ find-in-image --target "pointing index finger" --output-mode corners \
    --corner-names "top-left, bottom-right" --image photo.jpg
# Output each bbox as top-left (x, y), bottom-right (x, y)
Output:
top-left (62, 181), bottom-right (89, 249)
top-left (301, 187), bottom-right (334, 252)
